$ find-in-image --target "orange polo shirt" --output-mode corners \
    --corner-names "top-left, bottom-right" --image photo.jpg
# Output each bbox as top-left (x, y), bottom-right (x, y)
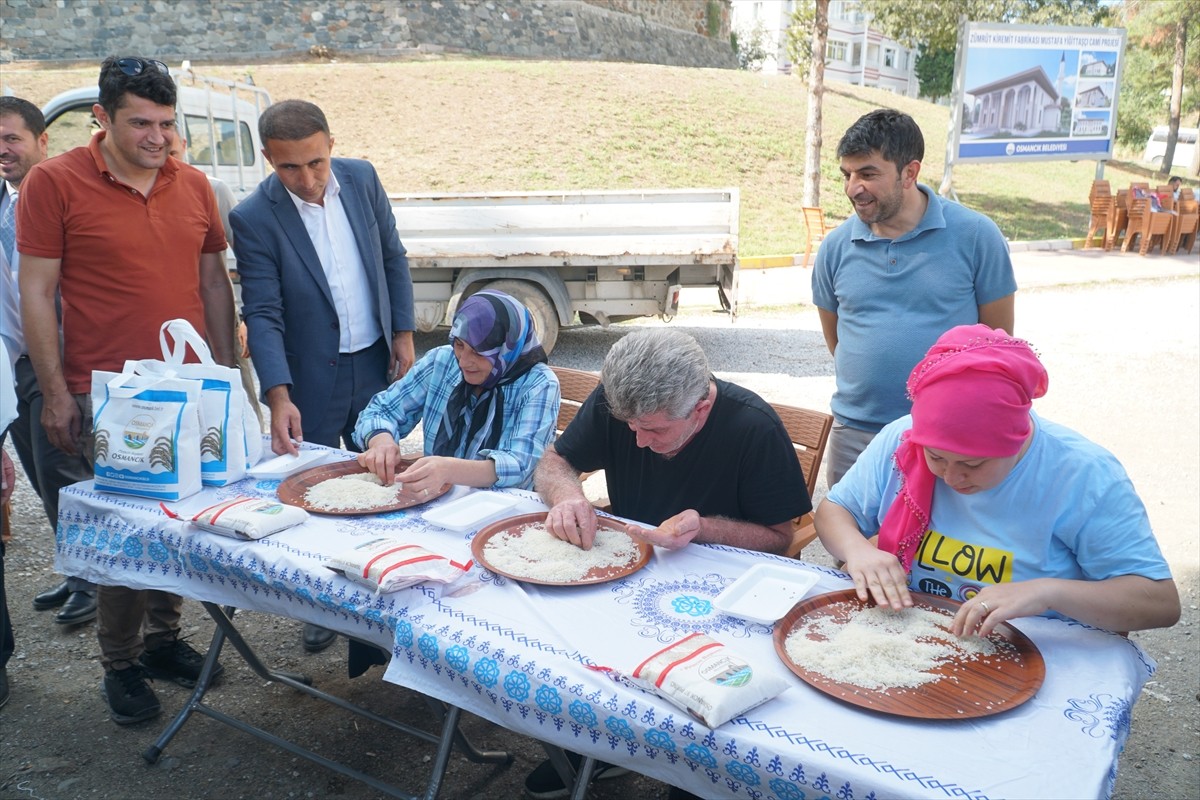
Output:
top-left (17, 131), bottom-right (227, 393)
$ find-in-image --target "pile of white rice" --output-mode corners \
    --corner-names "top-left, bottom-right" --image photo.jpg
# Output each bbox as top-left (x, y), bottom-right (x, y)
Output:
top-left (784, 605), bottom-right (999, 690)
top-left (483, 523), bottom-right (639, 582)
top-left (304, 472), bottom-right (399, 511)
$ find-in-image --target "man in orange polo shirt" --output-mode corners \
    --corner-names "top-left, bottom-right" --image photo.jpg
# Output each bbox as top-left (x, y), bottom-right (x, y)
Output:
top-left (17, 56), bottom-right (236, 726)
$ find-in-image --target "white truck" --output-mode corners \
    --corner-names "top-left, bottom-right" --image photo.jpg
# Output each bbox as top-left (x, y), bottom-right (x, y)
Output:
top-left (40, 69), bottom-right (739, 352)
top-left (393, 188), bottom-right (739, 352)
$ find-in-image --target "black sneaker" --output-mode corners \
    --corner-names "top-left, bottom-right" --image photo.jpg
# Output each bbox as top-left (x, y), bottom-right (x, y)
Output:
top-left (523, 752), bottom-right (630, 800)
top-left (139, 638), bottom-right (224, 688)
top-left (102, 665), bottom-right (161, 725)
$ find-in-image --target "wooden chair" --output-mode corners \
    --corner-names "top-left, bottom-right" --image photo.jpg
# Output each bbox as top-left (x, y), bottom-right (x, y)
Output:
top-left (769, 402), bottom-right (834, 558)
top-left (1168, 197), bottom-right (1199, 255)
top-left (801, 207), bottom-right (833, 267)
top-left (1106, 189), bottom-right (1129, 251)
top-left (550, 365), bottom-right (603, 487)
top-left (1138, 192), bottom-right (1176, 256)
top-left (1085, 180), bottom-right (1111, 249)
top-left (550, 366), bottom-right (600, 436)
top-left (1121, 193), bottom-right (1150, 253)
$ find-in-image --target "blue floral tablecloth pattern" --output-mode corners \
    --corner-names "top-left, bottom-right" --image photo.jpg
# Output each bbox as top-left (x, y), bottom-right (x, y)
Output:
top-left (53, 472), bottom-right (1157, 800)
top-left (55, 479), bottom-right (463, 645)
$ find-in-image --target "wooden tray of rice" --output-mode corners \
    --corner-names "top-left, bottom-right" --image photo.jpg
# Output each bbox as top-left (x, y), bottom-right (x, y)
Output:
top-left (277, 460), bottom-right (449, 516)
top-left (472, 512), bottom-right (652, 586)
top-left (774, 589), bottom-right (1045, 719)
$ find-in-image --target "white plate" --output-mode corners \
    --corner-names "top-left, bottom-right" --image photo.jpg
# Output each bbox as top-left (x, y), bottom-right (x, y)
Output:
top-left (713, 562), bottom-right (821, 625)
top-left (423, 492), bottom-right (522, 533)
top-left (247, 450), bottom-right (331, 481)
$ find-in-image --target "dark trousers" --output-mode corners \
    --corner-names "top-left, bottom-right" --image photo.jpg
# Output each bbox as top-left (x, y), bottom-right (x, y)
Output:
top-left (10, 356), bottom-right (94, 593)
top-left (1, 528), bottom-right (12, 669)
top-left (302, 337), bottom-right (389, 453)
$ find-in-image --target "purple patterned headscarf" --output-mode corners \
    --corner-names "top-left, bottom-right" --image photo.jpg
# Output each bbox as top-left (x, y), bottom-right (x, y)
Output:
top-left (448, 290), bottom-right (544, 390)
top-left (433, 290), bottom-right (548, 458)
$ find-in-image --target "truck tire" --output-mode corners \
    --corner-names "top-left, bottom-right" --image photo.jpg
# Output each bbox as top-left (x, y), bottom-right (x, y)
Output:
top-left (483, 280), bottom-right (560, 354)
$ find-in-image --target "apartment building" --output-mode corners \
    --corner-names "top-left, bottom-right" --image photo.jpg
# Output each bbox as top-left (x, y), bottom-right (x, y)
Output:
top-left (731, 0), bottom-right (920, 97)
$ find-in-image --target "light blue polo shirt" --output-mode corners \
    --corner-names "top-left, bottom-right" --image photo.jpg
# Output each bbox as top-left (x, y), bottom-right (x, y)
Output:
top-left (812, 185), bottom-right (1017, 431)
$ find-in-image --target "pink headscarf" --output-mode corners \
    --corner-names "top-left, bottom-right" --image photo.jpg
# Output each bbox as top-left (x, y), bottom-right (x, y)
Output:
top-left (877, 325), bottom-right (1049, 570)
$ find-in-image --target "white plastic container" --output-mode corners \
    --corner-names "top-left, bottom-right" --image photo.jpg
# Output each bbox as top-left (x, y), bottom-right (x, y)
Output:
top-left (423, 492), bottom-right (522, 533)
top-left (713, 563), bottom-right (821, 625)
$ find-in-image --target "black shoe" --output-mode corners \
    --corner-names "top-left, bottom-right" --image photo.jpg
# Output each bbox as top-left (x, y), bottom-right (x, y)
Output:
top-left (55, 591), bottom-right (97, 625)
top-left (303, 623), bottom-right (337, 653)
top-left (102, 665), bottom-right (161, 725)
top-left (0, 667), bottom-right (9, 709)
top-left (33, 580), bottom-right (71, 610)
top-left (139, 637), bottom-right (223, 689)
top-left (524, 754), bottom-right (630, 800)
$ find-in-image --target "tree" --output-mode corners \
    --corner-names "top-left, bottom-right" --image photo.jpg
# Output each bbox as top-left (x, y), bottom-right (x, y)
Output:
top-left (733, 21), bottom-right (770, 71)
top-left (915, 46), bottom-right (955, 102)
top-left (785, 1), bottom-right (817, 82)
top-left (1119, 0), bottom-right (1199, 175)
top-left (803, 0), bottom-right (830, 208)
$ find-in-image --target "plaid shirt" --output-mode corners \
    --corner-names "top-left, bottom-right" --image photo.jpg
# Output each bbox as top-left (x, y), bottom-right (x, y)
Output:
top-left (353, 345), bottom-right (560, 489)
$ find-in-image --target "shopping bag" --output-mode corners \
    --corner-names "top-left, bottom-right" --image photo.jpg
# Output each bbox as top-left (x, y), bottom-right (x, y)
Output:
top-left (125, 319), bottom-right (263, 486)
top-left (91, 370), bottom-right (203, 501)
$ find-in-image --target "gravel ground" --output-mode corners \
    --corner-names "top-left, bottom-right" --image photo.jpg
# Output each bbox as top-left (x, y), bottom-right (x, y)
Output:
top-left (1, 276), bottom-right (1197, 800)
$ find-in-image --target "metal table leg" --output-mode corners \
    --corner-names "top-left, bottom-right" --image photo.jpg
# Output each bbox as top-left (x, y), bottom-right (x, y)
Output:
top-left (144, 602), bottom-right (510, 799)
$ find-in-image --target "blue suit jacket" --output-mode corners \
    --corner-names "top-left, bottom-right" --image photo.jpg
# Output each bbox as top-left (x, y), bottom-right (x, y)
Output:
top-left (230, 158), bottom-right (414, 425)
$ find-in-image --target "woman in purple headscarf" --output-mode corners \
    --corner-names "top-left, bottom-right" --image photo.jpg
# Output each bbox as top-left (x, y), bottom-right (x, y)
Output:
top-left (816, 324), bottom-right (1179, 637)
top-left (352, 290), bottom-right (560, 492)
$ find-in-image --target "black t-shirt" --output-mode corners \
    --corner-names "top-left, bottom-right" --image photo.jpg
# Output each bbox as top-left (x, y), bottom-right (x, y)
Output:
top-left (555, 378), bottom-right (811, 529)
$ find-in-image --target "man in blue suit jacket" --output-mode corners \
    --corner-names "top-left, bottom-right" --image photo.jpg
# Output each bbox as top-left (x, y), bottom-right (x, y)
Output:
top-left (231, 100), bottom-right (415, 459)
top-left (231, 100), bottom-right (415, 653)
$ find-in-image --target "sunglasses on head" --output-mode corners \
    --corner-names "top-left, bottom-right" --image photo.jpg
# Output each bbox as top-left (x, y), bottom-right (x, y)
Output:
top-left (116, 57), bottom-right (170, 77)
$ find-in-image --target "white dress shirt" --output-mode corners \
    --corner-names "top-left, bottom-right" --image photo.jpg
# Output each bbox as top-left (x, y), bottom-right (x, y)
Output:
top-left (0, 246), bottom-right (23, 372)
top-left (286, 172), bottom-right (382, 353)
top-left (1, 182), bottom-right (18, 277)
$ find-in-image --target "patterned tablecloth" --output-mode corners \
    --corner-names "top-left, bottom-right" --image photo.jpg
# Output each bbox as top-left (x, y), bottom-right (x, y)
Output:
top-left (54, 450), bottom-right (1154, 800)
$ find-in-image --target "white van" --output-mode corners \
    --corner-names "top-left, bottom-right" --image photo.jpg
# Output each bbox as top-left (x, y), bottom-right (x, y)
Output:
top-left (1142, 126), bottom-right (1198, 170)
top-left (40, 66), bottom-right (271, 200)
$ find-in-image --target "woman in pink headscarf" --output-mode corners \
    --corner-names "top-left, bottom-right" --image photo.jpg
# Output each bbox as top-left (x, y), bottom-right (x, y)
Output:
top-left (815, 324), bottom-right (1180, 637)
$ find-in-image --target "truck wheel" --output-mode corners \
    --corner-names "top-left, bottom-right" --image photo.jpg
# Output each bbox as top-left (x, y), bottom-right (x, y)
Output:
top-left (484, 280), bottom-right (560, 354)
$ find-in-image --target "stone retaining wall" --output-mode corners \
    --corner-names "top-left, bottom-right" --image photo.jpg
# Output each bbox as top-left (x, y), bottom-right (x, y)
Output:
top-left (0, 0), bottom-right (735, 69)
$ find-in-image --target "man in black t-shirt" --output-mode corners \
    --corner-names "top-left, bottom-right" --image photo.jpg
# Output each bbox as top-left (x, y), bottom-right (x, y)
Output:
top-left (535, 329), bottom-right (810, 555)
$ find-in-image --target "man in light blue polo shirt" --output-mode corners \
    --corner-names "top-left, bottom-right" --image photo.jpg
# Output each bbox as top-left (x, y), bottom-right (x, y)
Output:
top-left (812, 108), bottom-right (1017, 486)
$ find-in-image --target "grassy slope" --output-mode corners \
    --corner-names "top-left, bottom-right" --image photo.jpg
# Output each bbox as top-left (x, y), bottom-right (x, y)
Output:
top-left (4, 57), bottom-right (1185, 255)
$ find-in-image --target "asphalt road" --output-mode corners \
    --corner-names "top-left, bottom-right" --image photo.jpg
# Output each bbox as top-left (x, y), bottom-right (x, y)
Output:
top-left (1, 255), bottom-right (1196, 800)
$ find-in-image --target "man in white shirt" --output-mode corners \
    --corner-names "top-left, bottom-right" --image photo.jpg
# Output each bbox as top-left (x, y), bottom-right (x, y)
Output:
top-left (229, 100), bottom-right (415, 652)
top-left (0, 96), bottom-right (96, 627)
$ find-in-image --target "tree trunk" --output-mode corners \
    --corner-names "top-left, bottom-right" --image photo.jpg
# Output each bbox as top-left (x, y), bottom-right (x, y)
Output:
top-left (1160, 14), bottom-right (1188, 177)
top-left (802, 0), bottom-right (830, 208)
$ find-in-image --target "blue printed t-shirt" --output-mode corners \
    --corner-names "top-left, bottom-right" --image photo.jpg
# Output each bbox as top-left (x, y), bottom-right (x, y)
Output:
top-left (812, 185), bottom-right (1018, 432)
top-left (826, 413), bottom-right (1172, 612)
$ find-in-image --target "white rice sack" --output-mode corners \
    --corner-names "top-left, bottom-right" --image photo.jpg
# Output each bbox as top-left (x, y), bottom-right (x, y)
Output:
top-left (91, 370), bottom-right (203, 501)
top-left (327, 538), bottom-right (472, 594)
top-left (628, 633), bottom-right (788, 728)
top-left (165, 496), bottom-right (309, 540)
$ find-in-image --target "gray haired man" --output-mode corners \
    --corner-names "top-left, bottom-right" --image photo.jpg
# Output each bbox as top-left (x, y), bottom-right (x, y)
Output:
top-left (535, 329), bottom-right (810, 553)
top-left (528, 328), bottom-right (810, 798)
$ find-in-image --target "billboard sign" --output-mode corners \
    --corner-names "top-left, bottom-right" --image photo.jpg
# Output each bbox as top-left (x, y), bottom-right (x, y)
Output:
top-left (952, 23), bottom-right (1126, 163)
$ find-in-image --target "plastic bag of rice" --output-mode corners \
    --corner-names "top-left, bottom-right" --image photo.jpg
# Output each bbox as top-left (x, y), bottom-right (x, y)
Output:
top-left (327, 538), bottom-right (473, 594)
top-left (163, 496), bottom-right (309, 540)
top-left (624, 632), bottom-right (789, 728)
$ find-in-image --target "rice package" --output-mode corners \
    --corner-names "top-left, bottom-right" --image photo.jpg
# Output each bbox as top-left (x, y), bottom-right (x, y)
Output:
top-left (629, 632), bottom-right (789, 728)
top-left (327, 538), bottom-right (473, 594)
top-left (91, 370), bottom-right (203, 501)
top-left (163, 496), bottom-right (309, 540)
